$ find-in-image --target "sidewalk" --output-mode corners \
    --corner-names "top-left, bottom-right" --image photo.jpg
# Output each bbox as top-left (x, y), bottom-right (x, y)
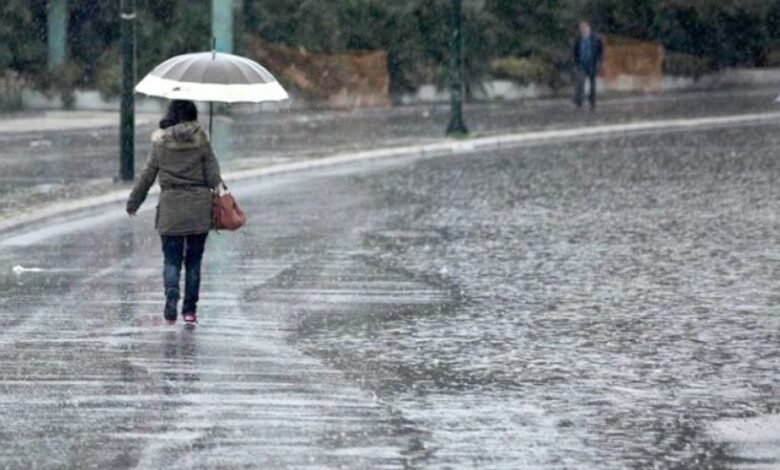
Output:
top-left (0, 111), bottom-right (157, 134)
top-left (0, 87), bottom-right (778, 227)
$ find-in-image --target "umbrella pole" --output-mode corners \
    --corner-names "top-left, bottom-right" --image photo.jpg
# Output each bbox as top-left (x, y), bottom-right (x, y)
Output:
top-left (209, 102), bottom-right (213, 136)
top-left (209, 37), bottom-right (216, 137)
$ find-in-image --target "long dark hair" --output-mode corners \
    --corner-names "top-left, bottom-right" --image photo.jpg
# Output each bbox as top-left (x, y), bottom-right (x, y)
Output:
top-left (159, 100), bottom-right (198, 129)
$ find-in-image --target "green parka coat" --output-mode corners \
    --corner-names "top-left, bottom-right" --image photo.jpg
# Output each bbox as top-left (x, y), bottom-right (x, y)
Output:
top-left (126, 121), bottom-right (222, 235)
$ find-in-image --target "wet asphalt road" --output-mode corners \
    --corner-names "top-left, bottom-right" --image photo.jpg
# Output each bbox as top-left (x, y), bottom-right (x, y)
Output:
top-left (1, 118), bottom-right (780, 469)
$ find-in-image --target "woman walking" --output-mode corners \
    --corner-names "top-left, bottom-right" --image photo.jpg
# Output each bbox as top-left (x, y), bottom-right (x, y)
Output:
top-left (126, 100), bottom-right (222, 326)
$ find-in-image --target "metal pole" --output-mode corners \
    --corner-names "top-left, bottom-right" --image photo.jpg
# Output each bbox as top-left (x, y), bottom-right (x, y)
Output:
top-left (47, 0), bottom-right (68, 69)
top-left (209, 102), bottom-right (214, 136)
top-left (446, 0), bottom-right (468, 136)
top-left (212, 0), bottom-right (234, 54)
top-left (210, 37), bottom-right (215, 136)
top-left (119, 0), bottom-right (136, 181)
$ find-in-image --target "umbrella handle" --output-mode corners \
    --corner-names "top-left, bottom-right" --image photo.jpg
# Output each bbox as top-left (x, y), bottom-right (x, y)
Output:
top-left (209, 102), bottom-right (213, 136)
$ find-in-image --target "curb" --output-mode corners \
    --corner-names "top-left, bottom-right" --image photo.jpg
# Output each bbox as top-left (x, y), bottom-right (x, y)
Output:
top-left (1, 110), bottom-right (779, 237)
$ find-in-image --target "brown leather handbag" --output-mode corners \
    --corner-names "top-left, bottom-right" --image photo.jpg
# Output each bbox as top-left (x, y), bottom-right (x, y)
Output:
top-left (212, 184), bottom-right (246, 231)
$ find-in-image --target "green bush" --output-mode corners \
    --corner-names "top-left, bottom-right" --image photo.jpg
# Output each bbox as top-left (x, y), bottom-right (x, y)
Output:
top-left (34, 62), bottom-right (83, 109)
top-left (491, 57), bottom-right (555, 84)
top-left (0, 0), bottom-right (47, 74)
top-left (766, 45), bottom-right (780, 67)
top-left (663, 52), bottom-right (714, 79)
top-left (0, 70), bottom-right (24, 111)
top-left (94, 49), bottom-right (121, 98)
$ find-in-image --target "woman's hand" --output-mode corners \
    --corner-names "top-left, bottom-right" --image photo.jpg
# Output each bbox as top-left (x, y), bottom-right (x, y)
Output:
top-left (212, 182), bottom-right (228, 196)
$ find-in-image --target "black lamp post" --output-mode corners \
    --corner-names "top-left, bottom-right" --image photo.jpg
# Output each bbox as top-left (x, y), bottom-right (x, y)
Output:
top-left (119, 0), bottom-right (136, 181)
top-left (446, 0), bottom-right (468, 136)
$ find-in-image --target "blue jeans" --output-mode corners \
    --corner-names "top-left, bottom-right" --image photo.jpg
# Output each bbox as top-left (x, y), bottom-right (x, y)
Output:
top-left (161, 234), bottom-right (208, 314)
top-left (575, 67), bottom-right (597, 108)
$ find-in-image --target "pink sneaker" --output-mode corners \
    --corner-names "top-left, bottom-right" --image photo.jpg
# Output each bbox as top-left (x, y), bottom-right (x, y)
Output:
top-left (183, 313), bottom-right (197, 326)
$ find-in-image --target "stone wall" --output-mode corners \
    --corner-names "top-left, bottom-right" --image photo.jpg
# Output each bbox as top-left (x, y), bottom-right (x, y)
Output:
top-left (601, 36), bottom-right (664, 93)
top-left (244, 36), bottom-right (390, 109)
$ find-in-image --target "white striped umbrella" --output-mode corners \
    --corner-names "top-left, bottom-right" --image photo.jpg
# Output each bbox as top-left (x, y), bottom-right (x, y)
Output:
top-left (135, 50), bottom-right (289, 133)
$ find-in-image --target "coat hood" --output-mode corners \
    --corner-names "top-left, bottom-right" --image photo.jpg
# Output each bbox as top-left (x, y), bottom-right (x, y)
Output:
top-left (151, 121), bottom-right (209, 149)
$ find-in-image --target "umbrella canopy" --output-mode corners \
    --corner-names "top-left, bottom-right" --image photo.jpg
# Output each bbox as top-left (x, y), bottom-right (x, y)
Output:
top-left (135, 51), bottom-right (288, 103)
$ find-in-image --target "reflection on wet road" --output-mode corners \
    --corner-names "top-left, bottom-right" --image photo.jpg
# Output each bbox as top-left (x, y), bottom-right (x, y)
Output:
top-left (0, 165), bottom-right (431, 468)
top-left (1, 120), bottom-right (780, 468)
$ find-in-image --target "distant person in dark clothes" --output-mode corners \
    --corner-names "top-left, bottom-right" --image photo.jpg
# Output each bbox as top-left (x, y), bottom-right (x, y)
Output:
top-left (573, 21), bottom-right (603, 110)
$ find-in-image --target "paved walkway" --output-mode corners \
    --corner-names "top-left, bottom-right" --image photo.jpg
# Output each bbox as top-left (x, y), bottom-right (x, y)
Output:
top-left (0, 111), bottom-right (156, 133)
